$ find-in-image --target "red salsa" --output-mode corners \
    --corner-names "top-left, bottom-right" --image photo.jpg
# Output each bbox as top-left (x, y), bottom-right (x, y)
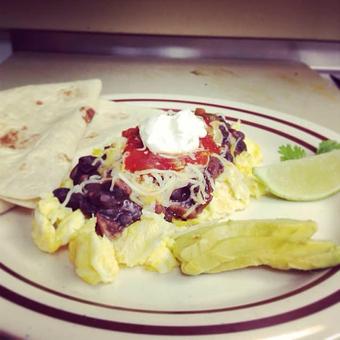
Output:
top-left (122, 124), bottom-right (220, 172)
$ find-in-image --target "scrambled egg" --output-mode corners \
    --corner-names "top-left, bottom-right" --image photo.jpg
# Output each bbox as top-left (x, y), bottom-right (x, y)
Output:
top-left (179, 138), bottom-right (263, 225)
top-left (112, 213), bottom-right (178, 272)
top-left (32, 137), bottom-right (263, 285)
top-left (32, 194), bottom-right (85, 253)
top-left (33, 196), bottom-right (179, 284)
top-left (235, 137), bottom-right (263, 176)
top-left (68, 218), bottom-right (119, 285)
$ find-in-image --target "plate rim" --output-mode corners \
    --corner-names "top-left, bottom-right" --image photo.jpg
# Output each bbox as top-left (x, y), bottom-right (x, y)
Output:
top-left (1, 95), bottom-right (339, 336)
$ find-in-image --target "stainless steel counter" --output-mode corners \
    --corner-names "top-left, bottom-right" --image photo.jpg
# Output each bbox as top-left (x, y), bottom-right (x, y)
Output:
top-left (1, 48), bottom-right (339, 133)
top-left (0, 30), bottom-right (339, 340)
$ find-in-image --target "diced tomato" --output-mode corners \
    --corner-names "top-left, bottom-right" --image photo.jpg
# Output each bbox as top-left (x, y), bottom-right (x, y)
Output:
top-left (124, 148), bottom-right (210, 172)
top-left (195, 108), bottom-right (213, 126)
top-left (122, 127), bottom-right (143, 150)
top-left (124, 149), bottom-right (176, 172)
top-left (200, 134), bottom-right (220, 154)
top-left (122, 124), bottom-right (217, 172)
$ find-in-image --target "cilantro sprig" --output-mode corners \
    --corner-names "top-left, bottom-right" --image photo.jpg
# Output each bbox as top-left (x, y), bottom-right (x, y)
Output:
top-left (278, 145), bottom-right (306, 161)
top-left (278, 140), bottom-right (340, 161)
top-left (316, 140), bottom-right (340, 154)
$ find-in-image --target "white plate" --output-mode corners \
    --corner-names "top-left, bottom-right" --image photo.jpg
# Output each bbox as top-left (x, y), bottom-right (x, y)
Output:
top-left (1, 95), bottom-right (339, 339)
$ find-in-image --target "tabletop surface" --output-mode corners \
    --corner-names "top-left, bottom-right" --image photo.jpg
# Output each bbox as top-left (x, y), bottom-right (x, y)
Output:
top-left (0, 51), bottom-right (339, 340)
top-left (0, 51), bottom-right (339, 133)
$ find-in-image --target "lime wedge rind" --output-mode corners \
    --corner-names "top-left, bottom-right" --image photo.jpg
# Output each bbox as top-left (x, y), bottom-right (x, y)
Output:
top-left (253, 150), bottom-right (340, 201)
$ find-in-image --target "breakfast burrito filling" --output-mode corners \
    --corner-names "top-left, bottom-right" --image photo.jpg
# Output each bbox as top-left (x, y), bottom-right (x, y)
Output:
top-left (33, 106), bottom-right (263, 284)
top-left (53, 108), bottom-right (260, 236)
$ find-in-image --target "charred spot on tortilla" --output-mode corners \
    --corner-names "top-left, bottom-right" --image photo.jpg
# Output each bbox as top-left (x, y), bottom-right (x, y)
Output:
top-left (35, 100), bottom-right (44, 105)
top-left (0, 127), bottom-right (40, 149)
top-left (19, 162), bottom-right (28, 171)
top-left (64, 90), bottom-right (72, 96)
top-left (59, 86), bottom-right (82, 99)
top-left (85, 132), bottom-right (99, 139)
top-left (19, 134), bottom-right (40, 148)
top-left (81, 107), bottom-right (96, 124)
top-left (0, 129), bottom-right (19, 148)
top-left (116, 112), bottom-right (129, 120)
top-left (57, 153), bottom-right (72, 163)
top-left (190, 69), bottom-right (206, 76)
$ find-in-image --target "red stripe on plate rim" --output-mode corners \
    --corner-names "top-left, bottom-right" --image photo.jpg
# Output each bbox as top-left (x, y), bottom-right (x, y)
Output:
top-left (1, 262), bottom-right (338, 315)
top-left (113, 98), bottom-right (330, 141)
top-left (0, 284), bottom-right (339, 335)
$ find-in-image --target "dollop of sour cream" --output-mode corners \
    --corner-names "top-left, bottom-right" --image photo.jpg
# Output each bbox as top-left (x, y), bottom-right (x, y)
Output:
top-left (139, 109), bottom-right (207, 155)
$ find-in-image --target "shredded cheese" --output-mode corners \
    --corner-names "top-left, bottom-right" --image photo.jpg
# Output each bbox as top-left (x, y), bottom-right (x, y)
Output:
top-left (62, 117), bottom-right (250, 221)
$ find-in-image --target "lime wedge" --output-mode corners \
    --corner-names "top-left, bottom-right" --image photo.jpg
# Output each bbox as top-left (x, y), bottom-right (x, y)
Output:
top-left (253, 150), bottom-right (340, 201)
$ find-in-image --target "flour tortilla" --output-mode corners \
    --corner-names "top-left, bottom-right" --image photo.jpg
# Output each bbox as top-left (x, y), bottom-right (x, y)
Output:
top-left (75, 99), bottom-right (165, 159)
top-left (1, 197), bottom-right (36, 209)
top-left (0, 200), bottom-right (14, 214)
top-left (0, 196), bottom-right (36, 214)
top-left (0, 79), bottom-right (102, 207)
top-left (0, 91), bottom-right (165, 213)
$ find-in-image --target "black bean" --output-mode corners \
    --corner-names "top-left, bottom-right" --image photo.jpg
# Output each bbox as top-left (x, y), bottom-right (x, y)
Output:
top-left (206, 156), bottom-right (224, 179)
top-left (234, 140), bottom-right (247, 155)
top-left (96, 212), bottom-right (122, 239)
top-left (118, 213), bottom-right (133, 226)
top-left (170, 185), bottom-right (191, 202)
top-left (53, 188), bottom-right (69, 204)
top-left (95, 199), bottom-right (142, 239)
top-left (70, 156), bottom-right (100, 185)
top-left (84, 182), bottom-right (102, 193)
